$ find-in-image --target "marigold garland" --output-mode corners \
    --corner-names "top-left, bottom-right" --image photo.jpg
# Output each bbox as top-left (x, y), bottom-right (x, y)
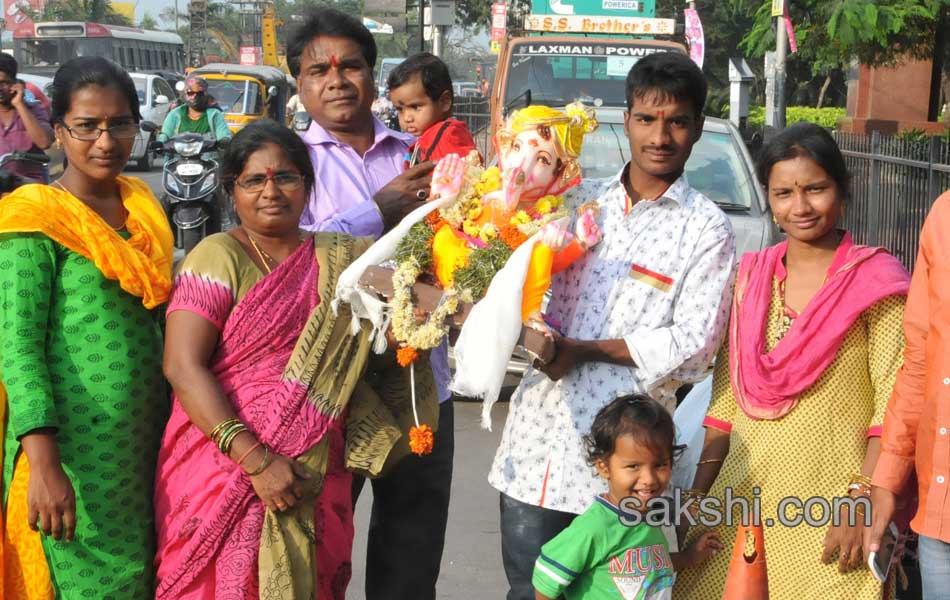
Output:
top-left (499, 224), bottom-right (528, 249)
top-left (396, 346), bottom-right (419, 367)
top-left (408, 424), bottom-right (434, 456)
top-left (389, 154), bottom-right (566, 355)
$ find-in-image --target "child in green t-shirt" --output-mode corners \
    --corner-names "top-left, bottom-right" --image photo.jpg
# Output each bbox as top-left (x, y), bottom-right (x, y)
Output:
top-left (532, 394), bottom-right (722, 600)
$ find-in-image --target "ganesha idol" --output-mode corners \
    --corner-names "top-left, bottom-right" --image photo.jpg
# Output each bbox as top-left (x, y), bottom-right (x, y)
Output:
top-left (334, 103), bottom-right (601, 428)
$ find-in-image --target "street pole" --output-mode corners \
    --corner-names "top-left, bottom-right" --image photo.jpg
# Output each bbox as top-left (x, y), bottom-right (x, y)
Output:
top-left (175, 0), bottom-right (180, 34)
top-left (774, 8), bottom-right (788, 130)
top-left (432, 25), bottom-right (442, 57)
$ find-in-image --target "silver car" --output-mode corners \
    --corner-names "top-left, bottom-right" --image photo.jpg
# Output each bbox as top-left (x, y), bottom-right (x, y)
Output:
top-left (129, 73), bottom-right (175, 170)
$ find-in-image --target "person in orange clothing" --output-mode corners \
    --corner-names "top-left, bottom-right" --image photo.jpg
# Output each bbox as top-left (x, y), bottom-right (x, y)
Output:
top-left (866, 190), bottom-right (950, 600)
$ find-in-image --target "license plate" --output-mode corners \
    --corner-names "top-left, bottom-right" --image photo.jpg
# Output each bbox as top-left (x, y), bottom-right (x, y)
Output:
top-left (176, 163), bottom-right (203, 177)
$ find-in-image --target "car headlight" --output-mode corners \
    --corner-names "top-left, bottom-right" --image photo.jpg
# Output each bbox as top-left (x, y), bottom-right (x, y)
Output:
top-left (199, 172), bottom-right (216, 194)
top-left (173, 140), bottom-right (204, 157)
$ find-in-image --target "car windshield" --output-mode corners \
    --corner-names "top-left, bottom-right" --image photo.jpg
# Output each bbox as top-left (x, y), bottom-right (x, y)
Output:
top-left (205, 79), bottom-right (263, 115)
top-left (132, 77), bottom-right (147, 106)
top-left (578, 123), bottom-right (756, 210)
top-left (504, 42), bottom-right (678, 109)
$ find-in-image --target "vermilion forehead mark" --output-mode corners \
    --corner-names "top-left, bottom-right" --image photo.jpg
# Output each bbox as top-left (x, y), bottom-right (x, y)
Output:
top-left (528, 139), bottom-right (539, 147)
top-left (329, 55), bottom-right (339, 68)
top-left (657, 110), bottom-right (665, 119)
top-left (266, 167), bottom-right (274, 177)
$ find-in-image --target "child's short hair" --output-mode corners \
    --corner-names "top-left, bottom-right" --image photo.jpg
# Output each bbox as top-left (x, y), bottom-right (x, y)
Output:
top-left (387, 52), bottom-right (453, 102)
top-left (585, 394), bottom-right (683, 465)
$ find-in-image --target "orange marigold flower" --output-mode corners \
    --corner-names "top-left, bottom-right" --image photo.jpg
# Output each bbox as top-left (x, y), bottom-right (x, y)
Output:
top-left (425, 211), bottom-right (447, 231)
top-left (409, 424), bottom-right (434, 455)
top-left (499, 225), bottom-right (528, 249)
top-left (396, 346), bottom-right (419, 367)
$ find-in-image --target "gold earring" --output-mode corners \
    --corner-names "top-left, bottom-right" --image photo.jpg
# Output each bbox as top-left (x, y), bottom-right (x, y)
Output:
top-left (772, 215), bottom-right (778, 225)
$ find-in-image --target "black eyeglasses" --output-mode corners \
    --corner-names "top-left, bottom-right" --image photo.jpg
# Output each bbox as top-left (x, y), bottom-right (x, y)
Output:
top-left (236, 172), bottom-right (304, 194)
top-left (63, 122), bottom-right (140, 141)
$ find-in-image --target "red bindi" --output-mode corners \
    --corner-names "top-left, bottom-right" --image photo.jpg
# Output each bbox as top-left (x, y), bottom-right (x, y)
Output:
top-left (266, 167), bottom-right (274, 178)
top-left (657, 110), bottom-right (666, 119)
top-left (528, 139), bottom-right (539, 147)
top-left (329, 55), bottom-right (339, 68)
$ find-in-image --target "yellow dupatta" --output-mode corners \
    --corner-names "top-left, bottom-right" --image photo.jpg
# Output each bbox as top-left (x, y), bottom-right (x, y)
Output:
top-left (0, 176), bottom-right (173, 599)
top-left (0, 177), bottom-right (173, 308)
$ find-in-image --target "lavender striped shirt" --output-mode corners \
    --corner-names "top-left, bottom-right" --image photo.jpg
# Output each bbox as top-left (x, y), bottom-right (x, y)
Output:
top-left (298, 117), bottom-right (451, 402)
top-left (298, 117), bottom-right (413, 237)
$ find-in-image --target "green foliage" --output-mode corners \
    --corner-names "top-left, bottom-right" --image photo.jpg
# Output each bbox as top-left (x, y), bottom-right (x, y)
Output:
top-left (747, 106), bottom-right (846, 129)
top-left (453, 239), bottom-right (512, 300)
top-left (394, 222), bottom-right (435, 269)
top-left (455, 0), bottom-right (530, 32)
top-left (138, 12), bottom-right (159, 30)
top-left (896, 128), bottom-right (928, 143)
top-left (32, 0), bottom-right (132, 26)
top-left (733, 0), bottom-right (947, 75)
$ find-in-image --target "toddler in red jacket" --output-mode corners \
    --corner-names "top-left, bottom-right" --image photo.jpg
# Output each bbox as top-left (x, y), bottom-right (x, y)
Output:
top-left (387, 52), bottom-right (480, 167)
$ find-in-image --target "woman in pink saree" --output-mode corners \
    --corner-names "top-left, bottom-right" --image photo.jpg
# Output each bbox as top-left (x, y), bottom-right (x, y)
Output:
top-left (153, 120), bottom-right (393, 599)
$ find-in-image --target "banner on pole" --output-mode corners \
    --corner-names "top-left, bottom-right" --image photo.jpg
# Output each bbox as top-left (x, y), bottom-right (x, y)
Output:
top-left (683, 8), bottom-right (704, 69)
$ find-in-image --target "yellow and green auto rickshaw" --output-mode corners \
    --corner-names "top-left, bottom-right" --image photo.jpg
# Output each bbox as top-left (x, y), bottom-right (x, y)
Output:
top-left (189, 63), bottom-right (294, 133)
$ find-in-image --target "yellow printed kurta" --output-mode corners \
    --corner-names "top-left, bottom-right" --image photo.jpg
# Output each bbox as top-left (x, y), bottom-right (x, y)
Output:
top-left (674, 281), bottom-right (904, 600)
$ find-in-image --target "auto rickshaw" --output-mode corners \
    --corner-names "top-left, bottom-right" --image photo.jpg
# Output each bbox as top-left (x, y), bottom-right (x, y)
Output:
top-left (189, 63), bottom-right (293, 133)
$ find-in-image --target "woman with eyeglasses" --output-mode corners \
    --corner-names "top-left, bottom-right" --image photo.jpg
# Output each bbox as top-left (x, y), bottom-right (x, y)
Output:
top-left (0, 57), bottom-right (174, 597)
top-left (153, 119), bottom-right (398, 599)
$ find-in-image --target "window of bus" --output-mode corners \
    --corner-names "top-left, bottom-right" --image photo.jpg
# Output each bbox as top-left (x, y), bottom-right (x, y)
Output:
top-left (16, 37), bottom-right (110, 67)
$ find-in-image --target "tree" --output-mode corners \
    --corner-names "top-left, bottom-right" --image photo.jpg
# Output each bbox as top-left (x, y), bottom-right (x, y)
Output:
top-left (455, 0), bottom-right (529, 33)
top-left (158, 4), bottom-right (188, 32)
top-left (33, 0), bottom-right (134, 25)
top-left (139, 12), bottom-right (159, 30)
top-left (732, 0), bottom-right (948, 107)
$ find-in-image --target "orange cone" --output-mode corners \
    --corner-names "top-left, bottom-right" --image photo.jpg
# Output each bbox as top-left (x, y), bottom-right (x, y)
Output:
top-left (721, 521), bottom-right (769, 600)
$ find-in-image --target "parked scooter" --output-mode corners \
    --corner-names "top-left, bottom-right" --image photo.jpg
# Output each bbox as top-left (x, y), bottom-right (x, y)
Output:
top-left (143, 121), bottom-right (230, 253)
top-left (0, 151), bottom-right (51, 197)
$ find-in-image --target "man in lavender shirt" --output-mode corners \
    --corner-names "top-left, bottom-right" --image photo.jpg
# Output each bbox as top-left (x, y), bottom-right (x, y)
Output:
top-left (288, 9), bottom-right (454, 600)
top-left (0, 54), bottom-right (53, 183)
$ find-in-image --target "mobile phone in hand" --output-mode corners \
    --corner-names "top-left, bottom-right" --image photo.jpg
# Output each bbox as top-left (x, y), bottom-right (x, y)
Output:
top-left (867, 521), bottom-right (900, 582)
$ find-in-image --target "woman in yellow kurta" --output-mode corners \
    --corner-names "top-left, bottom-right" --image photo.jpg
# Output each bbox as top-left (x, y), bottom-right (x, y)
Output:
top-left (674, 123), bottom-right (910, 599)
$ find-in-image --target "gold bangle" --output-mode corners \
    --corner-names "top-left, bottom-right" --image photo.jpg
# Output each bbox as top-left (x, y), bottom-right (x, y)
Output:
top-left (849, 472), bottom-right (873, 487)
top-left (248, 446), bottom-right (271, 476)
top-left (215, 423), bottom-right (243, 450)
top-left (218, 424), bottom-right (248, 455)
top-left (210, 418), bottom-right (240, 442)
top-left (697, 458), bottom-right (724, 465)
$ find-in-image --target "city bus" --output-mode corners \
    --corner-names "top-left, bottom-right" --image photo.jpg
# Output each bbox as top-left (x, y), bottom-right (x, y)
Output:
top-left (14, 22), bottom-right (184, 76)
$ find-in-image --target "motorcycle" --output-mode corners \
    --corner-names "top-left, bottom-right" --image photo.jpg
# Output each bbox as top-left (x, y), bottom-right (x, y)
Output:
top-left (0, 151), bottom-right (51, 197)
top-left (143, 121), bottom-right (230, 253)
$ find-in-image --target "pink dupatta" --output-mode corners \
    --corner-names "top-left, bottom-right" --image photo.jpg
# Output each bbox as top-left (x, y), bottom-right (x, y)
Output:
top-left (729, 232), bottom-right (910, 420)
top-left (153, 238), bottom-right (333, 598)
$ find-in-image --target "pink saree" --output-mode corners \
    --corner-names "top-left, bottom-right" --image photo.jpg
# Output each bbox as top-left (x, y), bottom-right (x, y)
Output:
top-left (153, 233), bottom-right (376, 599)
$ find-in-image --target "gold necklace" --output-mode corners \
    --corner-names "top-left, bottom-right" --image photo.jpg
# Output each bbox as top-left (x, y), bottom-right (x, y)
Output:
top-left (54, 180), bottom-right (128, 231)
top-left (246, 233), bottom-right (275, 274)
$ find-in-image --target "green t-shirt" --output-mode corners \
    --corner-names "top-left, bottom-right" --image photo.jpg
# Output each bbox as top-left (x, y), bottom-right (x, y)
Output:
top-left (533, 496), bottom-right (675, 600)
top-left (177, 110), bottom-right (211, 135)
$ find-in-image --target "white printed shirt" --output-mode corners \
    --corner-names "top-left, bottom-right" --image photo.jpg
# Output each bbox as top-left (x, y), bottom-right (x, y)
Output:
top-left (488, 169), bottom-right (737, 515)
